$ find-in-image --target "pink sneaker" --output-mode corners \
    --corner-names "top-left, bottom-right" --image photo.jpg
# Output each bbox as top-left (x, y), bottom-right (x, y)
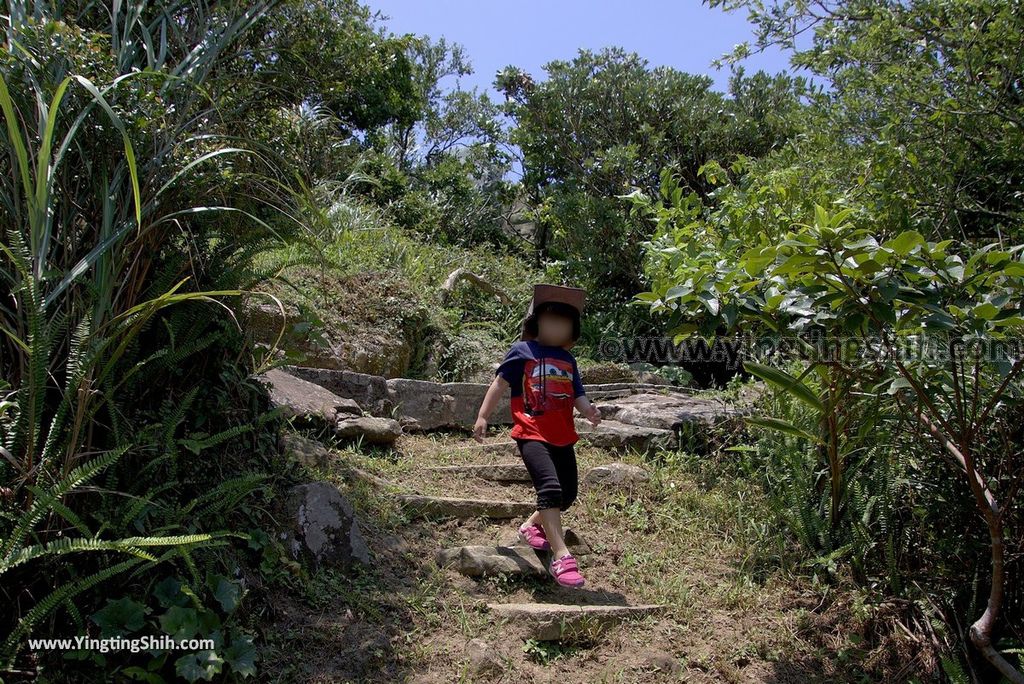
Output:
top-left (518, 522), bottom-right (550, 550)
top-left (549, 553), bottom-right (585, 588)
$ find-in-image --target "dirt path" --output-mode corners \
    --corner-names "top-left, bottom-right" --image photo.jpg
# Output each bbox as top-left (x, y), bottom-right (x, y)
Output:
top-left (259, 429), bottom-right (875, 683)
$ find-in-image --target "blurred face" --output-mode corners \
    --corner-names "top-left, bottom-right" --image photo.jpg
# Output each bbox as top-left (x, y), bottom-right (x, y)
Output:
top-left (536, 310), bottom-right (573, 346)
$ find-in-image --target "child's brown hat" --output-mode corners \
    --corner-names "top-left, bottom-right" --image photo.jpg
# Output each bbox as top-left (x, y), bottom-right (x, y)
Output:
top-left (519, 284), bottom-right (587, 343)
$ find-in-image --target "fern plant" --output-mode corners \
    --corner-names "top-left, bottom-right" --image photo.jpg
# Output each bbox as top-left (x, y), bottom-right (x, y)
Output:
top-left (0, 3), bottom-right (290, 676)
top-left (0, 445), bottom-right (233, 667)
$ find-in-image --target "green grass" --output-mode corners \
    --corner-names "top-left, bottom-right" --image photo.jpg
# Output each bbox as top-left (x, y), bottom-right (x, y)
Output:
top-left (263, 425), bottom-right (951, 682)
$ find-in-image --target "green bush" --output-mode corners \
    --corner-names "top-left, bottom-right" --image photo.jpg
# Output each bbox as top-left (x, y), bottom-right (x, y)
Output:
top-left (630, 172), bottom-right (1024, 677)
top-left (0, 5), bottom-right (298, 679)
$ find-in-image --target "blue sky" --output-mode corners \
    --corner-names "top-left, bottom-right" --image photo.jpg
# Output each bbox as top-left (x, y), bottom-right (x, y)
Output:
top-left (364, 0), bottom-right (800, 99)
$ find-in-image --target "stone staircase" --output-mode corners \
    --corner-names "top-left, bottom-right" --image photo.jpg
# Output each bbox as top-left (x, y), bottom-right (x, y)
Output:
top-left (401, 440), bottom-right (669, 642)
top-left (263, 365), bottom-right (740, 643)
top-left (263, 364), bottom-right (749, 454)
top-left (281, 428), bottom-right (668, 642)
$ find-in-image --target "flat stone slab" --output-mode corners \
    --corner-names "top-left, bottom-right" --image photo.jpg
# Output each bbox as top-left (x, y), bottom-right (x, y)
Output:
top-left (583, 462), bottom-right (650, 487)
top-left (386, 378), bottom-right (514, 431)
top-left (597, 392), bottom-right (741, 431)
top-left (487, 602), bottom-right (667, 641)
top-left (283, 366), bottom-right (392, 417)
top-left (420, 463), bottom-right (530, 482)
top-left (452, 441), bottom-right (519, 456)
top-left (334, 414), bottom-right (403, 444)
top-left (436, 545), bottom-right (547, 577)
top-left (258, 369), bottom-right (362, 426)
top-left (437, 530), bottom-right (591, 577)
top-left (398, 495), bottom-right (535, 519)
top-left (280, 432), bottom-right (334, 468)
top-left (576, 418), bottom-right (674, 453)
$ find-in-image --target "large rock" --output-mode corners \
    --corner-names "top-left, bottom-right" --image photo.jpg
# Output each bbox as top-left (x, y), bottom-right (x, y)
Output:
top-left (385, 378), bottom-right (512, 431)
top-left (258, 368), bottom-right (362, 426)
top-left (398, 495), bottom-right (535, 519)
top-left (282, 366), bottom-right (392, 417)
top-left (589, 391), bottom-right (745, 453)
top-left (575, 418), bottom-right (674, 453)
top-left (284, 367), bottom-right (516, 430)
top-left (596, 391), bottom-right (740, 431)
top-left (437, 532), bottom-right (590, 578)
top-left (279, 482), bottom-right (369, 570)
top-left (280, 432), bottom-right (333, 468)
top-left (583, 462), bottom-right (650, 487)
top-left (436, 545), bottom-right (547, 577)
top-left (335, 415), bottom-right (403, 445)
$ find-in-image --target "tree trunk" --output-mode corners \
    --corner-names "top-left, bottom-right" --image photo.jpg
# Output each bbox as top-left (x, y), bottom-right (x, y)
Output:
top-left (916, 410), bottom-right (1023, 683)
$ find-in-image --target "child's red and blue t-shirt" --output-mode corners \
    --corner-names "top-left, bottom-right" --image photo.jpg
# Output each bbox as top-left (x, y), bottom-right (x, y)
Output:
top-left (495, 340), bottom-right (586, 447)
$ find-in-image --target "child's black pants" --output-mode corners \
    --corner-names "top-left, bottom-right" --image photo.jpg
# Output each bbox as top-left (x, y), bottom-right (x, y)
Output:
top-left (514, 438), bottom-right (578, 511)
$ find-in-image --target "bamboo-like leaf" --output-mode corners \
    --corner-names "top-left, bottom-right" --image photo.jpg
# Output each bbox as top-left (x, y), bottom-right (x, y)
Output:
top-left (745, 416), bottom-right (823, 444)
top-left (0, 74), bottom-right (34, 226)
top-left (154, 148), bottom-right (250, 198)
top-left (33, 76), bottom-right (73, 279)
top-left (743, 361), bottom-right (825, 412)
top-left (41, 222), bottom-right (134, 309)
top-left (69, 75), bottom-right (141, 228)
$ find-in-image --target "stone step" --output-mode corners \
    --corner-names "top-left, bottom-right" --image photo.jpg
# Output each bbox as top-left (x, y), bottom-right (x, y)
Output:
top-left (436, 530), bottom-right (590, 577)
top-left (436, 545), bottom-right (547, 577)
top-left (419, 462), bottom-right (530, 482)
top-left (487, 602), bottom-right (667, 641)
top-left (398, 494), bottom-right (535, 519)
top-left (452, 441), bottom-right (518, 456)
top-left (259, 370), bottom-right (402, 444)
top-left (575, 418), bottom-right (674, 453)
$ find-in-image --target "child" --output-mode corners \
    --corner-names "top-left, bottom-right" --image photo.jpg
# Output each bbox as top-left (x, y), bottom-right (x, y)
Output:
top-left (473, 284), bottom-right (602, 588)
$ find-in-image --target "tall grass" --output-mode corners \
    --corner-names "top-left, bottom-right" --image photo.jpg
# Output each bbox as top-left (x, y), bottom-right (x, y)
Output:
top-left (0, 2), bottom-right (292, 673)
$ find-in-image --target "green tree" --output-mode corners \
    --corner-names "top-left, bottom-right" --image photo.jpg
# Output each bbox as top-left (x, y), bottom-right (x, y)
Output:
top-left (364, 35), bottom-right (515, 246)
top-left (710, 0), bottom-right (1024, 243)
top-left (496, 47), bottom-right (807, 301)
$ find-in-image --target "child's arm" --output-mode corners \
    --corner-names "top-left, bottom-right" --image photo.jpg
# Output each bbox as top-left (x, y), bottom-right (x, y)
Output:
top-left (575, 395), bottom-right (601, 427)
top-left (571, 357), bottom-right (600, 426)
top-left (474, 375), bottom-right (509, 442)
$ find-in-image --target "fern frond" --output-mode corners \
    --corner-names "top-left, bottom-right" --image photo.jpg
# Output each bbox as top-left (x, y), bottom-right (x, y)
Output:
top-left (182, 472), bottom-right (268, 522)
top-left (23, 484), bottom-right (91, 537)
top-left (1, 538), bottom-right (159, 574)
top-left (1, 445), bottom-right (129, 561)
top-left (1, 557), bottom-right (147, 667)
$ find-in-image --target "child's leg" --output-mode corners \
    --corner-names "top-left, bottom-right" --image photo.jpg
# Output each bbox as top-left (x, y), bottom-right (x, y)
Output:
top-left (524, 445), bottom-right (576, 521)
top-left (517, 439), bottom-right (571, 557)
top-left (551, 443), bottom-right (578, 511)
top-left (537, 507), bottom-right (569, 558)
